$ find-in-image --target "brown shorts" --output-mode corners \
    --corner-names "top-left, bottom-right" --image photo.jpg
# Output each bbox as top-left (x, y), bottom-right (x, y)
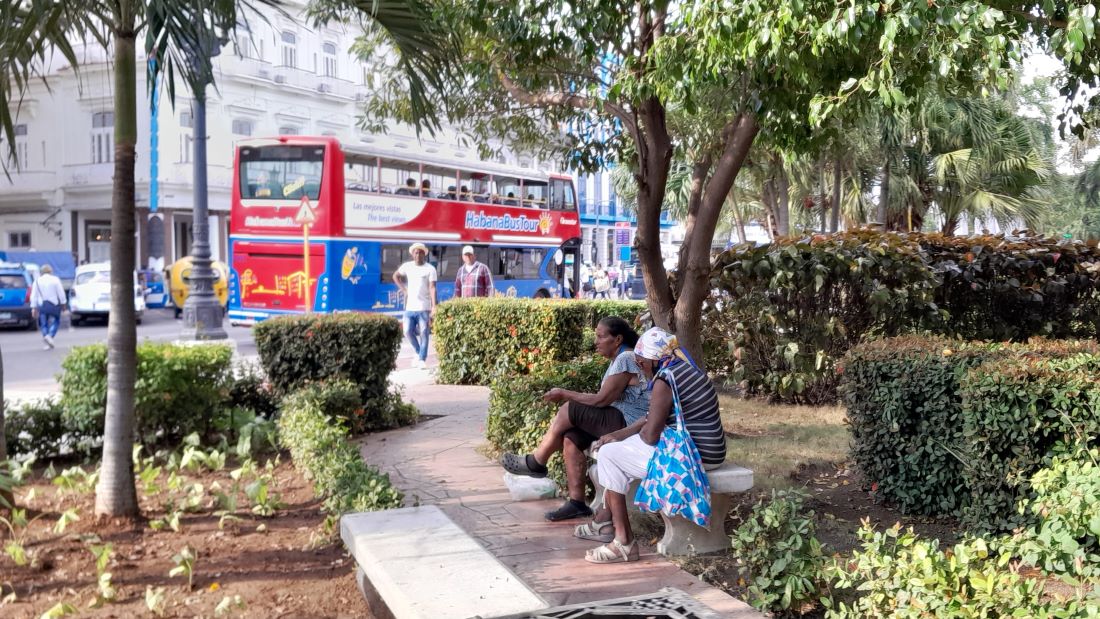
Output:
top-left (564, 402), bottom-right (626, 451)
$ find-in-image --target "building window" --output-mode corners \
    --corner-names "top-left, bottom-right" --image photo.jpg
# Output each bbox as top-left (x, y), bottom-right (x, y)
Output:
top-left (5, 124), bottom-right (29, 170)
top-left (180, 110), bottom-right (193, 128)
top-left (278, 126), bottom-right (299, 136)
top-left (322, 42), bottom-right (337, 77)
top-left (232, 119), bottom-right (253, 136)
top-left (8, 231), bottom-right (30, 249)
top-left (280, 31), bottom-right (297, 68)
top-left (91, 112), bottom-right (114, 164)
top-left (180, 133), bottom-right (193, 163)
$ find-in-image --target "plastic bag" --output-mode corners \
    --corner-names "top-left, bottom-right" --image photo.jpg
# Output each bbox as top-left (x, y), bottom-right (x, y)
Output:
top-left (503, 472), bottom-right (558, 501)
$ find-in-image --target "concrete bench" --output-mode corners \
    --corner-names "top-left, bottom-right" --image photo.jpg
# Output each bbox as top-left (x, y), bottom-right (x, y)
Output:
top-left (589, 462), bottom-right (754, 556)
top-left (341, 505), bottom-right (548, 619)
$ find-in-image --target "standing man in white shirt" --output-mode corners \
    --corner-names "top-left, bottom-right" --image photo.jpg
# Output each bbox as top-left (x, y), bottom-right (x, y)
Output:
top-left (393, 242), bottom-right (438, 369)
top-left (30, 264), bottom-right (67, 350)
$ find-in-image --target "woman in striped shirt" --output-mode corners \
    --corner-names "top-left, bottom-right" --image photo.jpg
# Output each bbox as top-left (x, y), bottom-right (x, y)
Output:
top-left (578, 327), bottom-right (727, 563)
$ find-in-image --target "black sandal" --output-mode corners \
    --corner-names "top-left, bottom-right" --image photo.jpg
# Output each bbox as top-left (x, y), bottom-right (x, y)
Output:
top-left (500, 453), bottom-right (547, 479)
top-left (544, 499), bottom-right (593, 522)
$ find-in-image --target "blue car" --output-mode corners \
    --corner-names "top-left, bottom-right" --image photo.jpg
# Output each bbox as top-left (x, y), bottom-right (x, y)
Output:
top-left (0, 263), bottom-right (36, 329)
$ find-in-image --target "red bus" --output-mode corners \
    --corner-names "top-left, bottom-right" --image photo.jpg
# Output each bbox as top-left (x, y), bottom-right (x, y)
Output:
top-left (227, 136), bottom-right (582, 324)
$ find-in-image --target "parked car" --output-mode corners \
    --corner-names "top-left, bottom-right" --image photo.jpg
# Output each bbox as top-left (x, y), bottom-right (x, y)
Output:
top-left (69, 262), bottom-right (145, 326)
top-left (0, 262), bottom-right (36, 329)
top-left (167, 256), bottom-right (229, 318)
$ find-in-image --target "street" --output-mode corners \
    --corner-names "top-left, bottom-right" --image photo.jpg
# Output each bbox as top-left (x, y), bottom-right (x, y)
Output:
top-left (0, 310), bottom-right (432, 396)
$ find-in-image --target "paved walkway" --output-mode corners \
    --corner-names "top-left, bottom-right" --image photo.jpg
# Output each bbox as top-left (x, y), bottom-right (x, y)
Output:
top-left (362, 368), bottom-right (763, 617)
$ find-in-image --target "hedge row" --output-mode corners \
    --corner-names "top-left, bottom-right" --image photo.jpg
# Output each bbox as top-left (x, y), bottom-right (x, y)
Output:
top-left (485, 357), bottom-right (608, 488)
top-left (58, 342), bottom-right (234, 450)
top-left (707, 231), bottom-right (1100, 403)
top-left (434, 299), bottom-right (645, 385)
top-left (254, 312), bottom-right (416, 432)
top-left (840, 336), bottom-right (1100, 531)
top-left (277, 380), bottom-right (403, 514)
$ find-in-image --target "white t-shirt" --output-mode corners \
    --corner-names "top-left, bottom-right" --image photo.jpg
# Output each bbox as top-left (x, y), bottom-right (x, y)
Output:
top-left (397, 260), bottom-right (437, 311)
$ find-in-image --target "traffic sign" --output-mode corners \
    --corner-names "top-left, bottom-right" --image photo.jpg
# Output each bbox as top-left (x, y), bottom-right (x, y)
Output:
top-left (294, 196), bottom-right (317, 225)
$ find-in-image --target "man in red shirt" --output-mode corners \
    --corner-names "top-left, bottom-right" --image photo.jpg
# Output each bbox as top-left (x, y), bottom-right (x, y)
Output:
top-left (454, 245), bottom-right (494, 297)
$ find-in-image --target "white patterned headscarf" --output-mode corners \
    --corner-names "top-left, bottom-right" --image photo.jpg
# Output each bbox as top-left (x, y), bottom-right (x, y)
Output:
top-left (635, 327), bottom-right (678, 361)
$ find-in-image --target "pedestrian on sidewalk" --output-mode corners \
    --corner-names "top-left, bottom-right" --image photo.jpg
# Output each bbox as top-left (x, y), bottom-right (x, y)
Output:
top-left (393, 242), bottom-right (437, 369)
top-left (576, 327), bottom-right (727, 563)
top-left (453, 245), bottom-right (494, 297)
top-left (500, 316), bottom-right (648, 521)
top-left (31, 265), bottom-right (67, 350)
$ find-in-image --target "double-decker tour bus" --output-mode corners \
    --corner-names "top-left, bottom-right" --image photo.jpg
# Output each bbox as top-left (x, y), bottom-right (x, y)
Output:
top-left (227, 136), bottom-right (582, 324)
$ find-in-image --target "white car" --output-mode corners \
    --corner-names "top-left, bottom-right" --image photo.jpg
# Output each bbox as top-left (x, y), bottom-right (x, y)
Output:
top-left (69, 262), bottom-right (145, 326)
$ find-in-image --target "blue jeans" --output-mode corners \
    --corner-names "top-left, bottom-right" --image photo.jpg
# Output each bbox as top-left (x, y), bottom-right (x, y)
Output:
top-left (404, 310), bottom-right (431, 361)
top-left (38, 309), bottom-right (61, 338)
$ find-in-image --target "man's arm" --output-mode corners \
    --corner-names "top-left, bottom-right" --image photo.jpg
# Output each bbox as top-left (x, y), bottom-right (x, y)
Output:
top-left (453, 270), bottom-right (462, 297)
top-left (429, 280), bottom-right (437, 314)
top-left (392, 266), bottom-right (407, 294)
top-left (481, 264), bottom-right (494, 293)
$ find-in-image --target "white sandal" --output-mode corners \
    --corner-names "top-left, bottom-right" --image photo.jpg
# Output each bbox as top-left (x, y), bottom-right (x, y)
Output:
top-left (584, 539), bottom-right (639, 564)
top-left (574, 520), bottom-right (614, 543)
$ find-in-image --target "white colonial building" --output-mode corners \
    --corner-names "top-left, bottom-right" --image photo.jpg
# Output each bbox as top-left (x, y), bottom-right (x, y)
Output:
top-left (0, 1), bottom-right (544, 268)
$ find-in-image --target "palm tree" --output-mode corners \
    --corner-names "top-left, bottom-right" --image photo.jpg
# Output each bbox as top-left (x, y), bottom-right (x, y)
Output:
top-left (0, 0), bottom-right (450, 518)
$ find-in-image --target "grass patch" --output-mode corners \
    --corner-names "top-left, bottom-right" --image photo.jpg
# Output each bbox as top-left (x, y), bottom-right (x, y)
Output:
top-left (719, 395), bottom-right (849, 491)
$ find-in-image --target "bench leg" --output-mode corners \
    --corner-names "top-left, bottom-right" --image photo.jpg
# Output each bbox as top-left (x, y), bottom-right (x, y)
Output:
top-left (657, 492), bottom-right (733, 556)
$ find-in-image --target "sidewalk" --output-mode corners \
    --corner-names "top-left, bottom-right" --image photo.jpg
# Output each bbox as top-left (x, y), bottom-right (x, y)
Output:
top-left (367, 368), bottom-right (763, 616)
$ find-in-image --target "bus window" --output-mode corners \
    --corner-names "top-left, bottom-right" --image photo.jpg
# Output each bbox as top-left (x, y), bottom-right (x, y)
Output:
top-left (239, 145), bottom-right (325, 200)
top-left (345, 154), bottom-right (378, 192)
top-left (380, 243), bottom-right (406, 282)
top-left (430, 245), bottom-right (462, 280)
top-left (495, 177), bottom-right (521, 206)
top-left (549, 178), bottom-right (577, 211)
top-left (420, 164), bottom-right (455, 200)
top-left (467, 174), bottom-right (491, 203)
top-left (522, 180), bottom-right (548, 209)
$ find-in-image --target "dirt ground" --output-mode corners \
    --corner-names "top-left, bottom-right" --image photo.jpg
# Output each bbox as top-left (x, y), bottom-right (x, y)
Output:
top-left (0, 455), bottom-right (367, 619)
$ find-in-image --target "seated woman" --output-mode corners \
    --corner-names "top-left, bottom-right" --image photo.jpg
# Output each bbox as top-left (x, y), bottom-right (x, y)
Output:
top-left (501, 317), bottom-right (649, 521)
top-left (577, 327), bottom-right (727, 563)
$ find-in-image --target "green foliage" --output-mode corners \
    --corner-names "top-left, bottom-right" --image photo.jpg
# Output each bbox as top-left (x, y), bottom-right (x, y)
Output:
top-left (277, 381), bottom-right (403, 514)
top-left (3, 398), bottom-right (70, 459)
top-left (840, 336), bottom-right (1100, 529)
top-left (168, 545), bottom-right (197, 590)
top-left (434, 298), bottom-right (591, 385)
top-left (959, 355), bottom-right (1100, 531)
top-left (224, 364), bottom-right (279, 420)
top-left (485, 358), bottom-right (608, 488)
top-left (59, 342), bottom-right (233, 449)
top-left (710, 231), bottom-right (1100, 404)
top-left (706, 232), bottom-right (943, 403)
top-left (730, 490), bottom-right (826, 614)
top-left (583, 300), bottom-right (648, 328)
top-left (1008, 447), bottom-right (1100, 579)
top-left (254, 313), bottom-right (413, 432)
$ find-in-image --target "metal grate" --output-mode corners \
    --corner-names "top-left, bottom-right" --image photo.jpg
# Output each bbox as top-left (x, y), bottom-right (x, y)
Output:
top-left (483, 587), bottom-right (722, 619)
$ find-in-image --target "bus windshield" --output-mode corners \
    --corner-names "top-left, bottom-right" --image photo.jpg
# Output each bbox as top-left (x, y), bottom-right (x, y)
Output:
top-left (239, 144), bottom-right (325, 201)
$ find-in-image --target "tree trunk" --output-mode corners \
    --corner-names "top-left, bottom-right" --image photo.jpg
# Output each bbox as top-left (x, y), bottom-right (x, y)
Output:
top-left (942, 215), bottom-right (959, 235)
top-left (95, 28), bottom-right (139, 519)
top-left (731, 192), bottom-right (747, 244)
top-left (633, 97), bottom-right (676, 331)
top-left (819, 157), bottom-right (827, 233)
top-left (878, 156), bottom-right (890, 227)
top-left (775, 156), bottom-right (791, 237)
top-left (0, 343), bottom-right (9, 510)
top-left (830, 161), bottom-right (842, 233)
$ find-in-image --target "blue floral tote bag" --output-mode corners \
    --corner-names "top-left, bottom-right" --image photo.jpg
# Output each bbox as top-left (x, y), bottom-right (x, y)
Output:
top-left (633, 369), bottom-right (712, 528)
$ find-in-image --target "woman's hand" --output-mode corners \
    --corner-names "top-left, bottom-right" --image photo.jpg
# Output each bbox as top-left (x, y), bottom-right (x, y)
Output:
top-left (542, 388), bottom-right (565, 403)
top-left (593, 434), bottom-right (619, 450)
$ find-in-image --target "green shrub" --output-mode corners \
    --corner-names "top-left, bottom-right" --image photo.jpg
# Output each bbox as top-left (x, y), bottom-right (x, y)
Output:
top-left (959, 354), bottom-right (1100, 531)
top-left (824, 524), bottom-right (1074, 618)
top-left (485, 357), bottom-right (607, 488)
top-left (731, 489), bottom-right (826, 615)
top-left (253, 313), bottom-right (410, 430)
top-left (4, 398), bottom-right (70, 459)
top-left (584, 300), bottom-right (648, 327)
top-left (707, 231), bottom-right (1100, 403)
top-left (225, 364), bottom-right (279, 420)
top-left (59, 342), bottom-right (233, 449)
top-left (1008, 447), bottom-right (1100, 579)
top-left (706, 233), bottom-right (943, 404)
top-left (840, 337), bottom-right (1100, 527)
top-left (434, 298), bottom-right (591, 385)
top-left (277, 380), bottom-right (403, 513)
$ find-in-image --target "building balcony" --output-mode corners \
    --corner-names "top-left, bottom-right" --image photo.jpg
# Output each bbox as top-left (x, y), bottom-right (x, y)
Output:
top-left (1, 169), bottom-right (60, 196)
top-left (216, 56), bottom-right (357, 100)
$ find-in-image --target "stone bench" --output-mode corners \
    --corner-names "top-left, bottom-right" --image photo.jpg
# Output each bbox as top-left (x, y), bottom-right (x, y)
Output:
top-left (589, 462), bottom-right (754, 556)
top-left (341, 505), bottom-right (548, 619)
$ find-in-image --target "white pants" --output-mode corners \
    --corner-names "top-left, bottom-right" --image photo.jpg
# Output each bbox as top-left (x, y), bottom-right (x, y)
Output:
top-left (596, 435), bottom-right (655, 495)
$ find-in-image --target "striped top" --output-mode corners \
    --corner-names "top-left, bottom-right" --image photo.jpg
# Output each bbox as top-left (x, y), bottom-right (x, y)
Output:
top-left (657, 362), bottom-right (727, 466)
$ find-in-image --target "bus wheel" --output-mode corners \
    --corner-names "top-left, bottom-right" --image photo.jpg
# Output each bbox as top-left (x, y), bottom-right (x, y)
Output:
top-left (534, 289), bottom-right (550, 299)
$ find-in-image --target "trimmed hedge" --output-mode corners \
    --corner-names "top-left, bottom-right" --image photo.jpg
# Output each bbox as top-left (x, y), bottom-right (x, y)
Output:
top-left (434, 299), bottom-right (591, 385)
top-left (4, 398), bottom-right (70, 459)
top-left (583, 300), bottom-right (648, 327)
top-left (59, 342), bottom-right (234, 449)
top-left (277, 380), bottom-right (403, 514)
top-left (708, 231), bottom-right (1100, 403)
top-left (485, 357), bottom-right (607, 488)
top-left (840, 336), bottom-right (1100, 531)
top-left (254, 313), bottom-right (412, 431)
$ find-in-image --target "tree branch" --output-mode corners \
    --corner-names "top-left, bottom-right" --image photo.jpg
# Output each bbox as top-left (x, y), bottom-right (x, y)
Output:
top-left (496, 70), bottom-right (637, 137)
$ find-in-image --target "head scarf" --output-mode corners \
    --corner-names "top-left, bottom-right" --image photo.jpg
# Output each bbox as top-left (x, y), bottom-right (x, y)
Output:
top-left (635, 327), bottom-right (677, 361)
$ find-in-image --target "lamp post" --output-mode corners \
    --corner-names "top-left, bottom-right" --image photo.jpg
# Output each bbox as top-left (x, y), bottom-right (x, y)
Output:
top-left (181, 31), bottom-right (228, 340)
